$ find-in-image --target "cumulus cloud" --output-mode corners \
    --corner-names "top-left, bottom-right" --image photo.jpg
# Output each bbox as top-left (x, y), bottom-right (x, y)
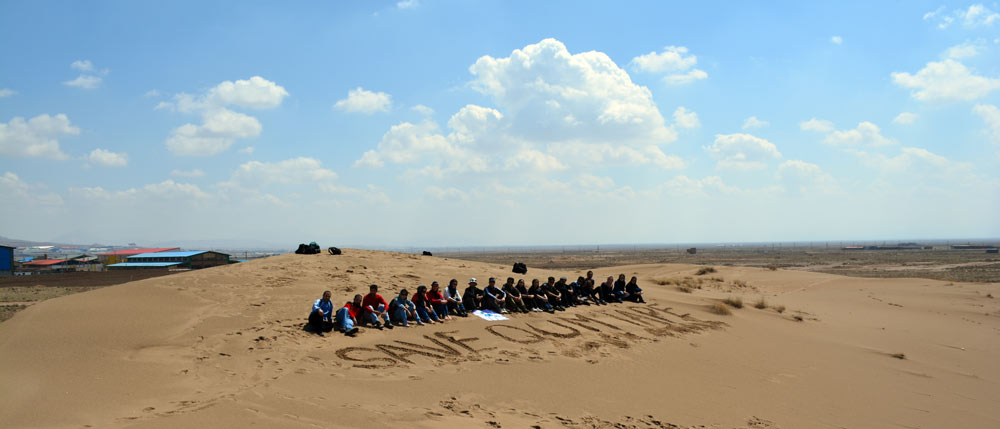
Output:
top-left (891, 59), bottom-right (1000, 102)
top-left (944, 41), bottom-right (982, 59)
top-left (359, 39), bottom-right (684, 177)
top-left (471, 38), bottom-right (676, 145)
top-left (159, 76), bottom-right (286, 156)
top-left (231, 157), bottom-right (337, 186)
top-left (0, 113), bottom-right (78, 159)
top-left (742, 116), bottom-right (769, 129)
top-left (63, 75), bottom-right (102, 89)
top-left (209, 76), bottom-right (289, 109)
top-left (630, 46), bottom-right (708, 85)
top-left (926, 4), bottom-right (1000, 29)
top-left (673, 107), bottom-right (700, 128)
top-left (171, 169), bottom-right (206, 178)
top-left (799, 118), bottom-right (835, 132)
top-left (0, 171), bottom-right (63, 206)
top-left (831, 36), bottom-right (843, 44)
top-left (87, 148), bottom-right (128, 167)
top-left (397, 0), bottom-right (419, 9)
top-left (71, 60), bottom-right (94, 72)
top-left (822, 122), bottom-right (896, 147)
top-left (64, 60), bottom-right (106, 89)
top-left (411, 104), bottom-right (434, 115)
top-left (334, 87), bottom-right (392, 114)
top-left (892, 112), bottom-right (918, 125)
top-left (0, 88), bottom-right (15, 98)
top-left (166, 109), bottom-right (262, 156)
top-left (704, 133), bottom-right (782, 170)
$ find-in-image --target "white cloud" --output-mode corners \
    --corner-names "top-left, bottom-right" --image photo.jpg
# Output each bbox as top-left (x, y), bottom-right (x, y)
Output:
top-left (411, 104), bottom-right (434, 115)
top-left (504, 149), bottom-right (567, 172)
top-left (973, 104), bottom-right (1000, 144)
top-left (799, 118), bottom-right (835, 132)
top-left (70, 60), bottom-right (94, 72)
top-left (892, 112), bottom-right (918, 125)
top-left (0, 88), bottom-right (15, 98)
top-left (63, 75), bottom-right (102, 89)
top-left (892, 59), bottom-right (1000, 102)
top-left (960, 4), bottom-right (1000, 27)
top-left (360, 39), bottom-right (684, 177)
top-left (704, 133), bottom-right (782, 170)
top-left (231, 157), bottom-right (337, 186)
top-left (144, 89), bottom-right (160, 97)
top-left (470, 38), bottom-right (676, 145)
top-left (673, 106), bottom-right (701, 128)
top-left (822, 122), bottom-right (896, 147)
top-left (208, 76), bottom-right (289, 109)
top-left (631, 46), bottom-right (698, 73)
top-left (944, 41), bottom-right (982, 59)
top-left (0, 113), bottom-right (78, 159)
top-left (160, 76), bottom-right (285, 156)
top-left (238, 146), bottom-right (255, 154)
top-left (0, 171), bottom-right (63, 206)
top-left (663, 69), bottom-right (708, 85)
top-left (927, 4), bottom-right (1000, 29)
top-left (64, 60), bottom-right (105, 89)
top-left (397, 0), bottom-right (419, 9)
top-left (777, 160), bottom-right (838, 193)
top-left (87, 148), bottom-right (128, 167)
top-left (630, 46), bottom-right (708, 85)
top-left (850, 146), bottom-right (974, 180)
top-left (334, 87), bottom-right (392, 114)
top-left (742, 116), bottom-right (769, 129)
top-left (831, 36), bottom-right (843, 44)
top-left (170, 169), bottom-right (206, 178)
top-left (165, 109), bottom-right (262, 156)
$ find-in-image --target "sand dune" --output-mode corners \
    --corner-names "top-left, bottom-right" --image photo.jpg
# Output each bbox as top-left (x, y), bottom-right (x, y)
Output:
top-left (1, 249), bottom-right (998, 428)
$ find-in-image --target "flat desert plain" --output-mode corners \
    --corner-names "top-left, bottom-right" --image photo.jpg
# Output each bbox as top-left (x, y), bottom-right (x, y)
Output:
top-left (1, 249), bottom-right (998, 428)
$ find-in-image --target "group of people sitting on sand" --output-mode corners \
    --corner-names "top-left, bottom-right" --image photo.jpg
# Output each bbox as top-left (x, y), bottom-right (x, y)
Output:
top-left (308, 271), bottom-right (645, 337)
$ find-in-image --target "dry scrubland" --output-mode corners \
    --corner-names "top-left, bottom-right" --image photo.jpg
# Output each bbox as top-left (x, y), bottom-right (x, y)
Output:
top-left (0, 249), bottom-right (998, 428)
top-left (440, 247), bottom-right (1000, 283)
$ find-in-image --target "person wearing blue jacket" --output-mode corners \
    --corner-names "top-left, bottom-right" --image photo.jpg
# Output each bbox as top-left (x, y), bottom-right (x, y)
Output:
top-left (308, 290), bottom-right (335, 335)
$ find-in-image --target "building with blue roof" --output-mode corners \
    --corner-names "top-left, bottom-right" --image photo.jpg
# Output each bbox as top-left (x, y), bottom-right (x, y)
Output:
top-left (107, 250), bottom-right (230, 270)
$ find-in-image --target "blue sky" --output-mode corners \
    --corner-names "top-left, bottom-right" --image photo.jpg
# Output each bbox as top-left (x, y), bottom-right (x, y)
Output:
top-left (1, 1), bottom-right (999, 247)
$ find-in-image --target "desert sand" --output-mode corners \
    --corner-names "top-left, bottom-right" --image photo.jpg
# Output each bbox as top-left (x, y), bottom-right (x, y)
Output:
top-left (1, 249), bottom-right (998, 428)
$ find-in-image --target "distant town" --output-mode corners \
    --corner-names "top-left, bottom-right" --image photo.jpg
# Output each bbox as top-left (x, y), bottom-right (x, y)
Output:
top-left (0, 238), bottom-right (283, 276)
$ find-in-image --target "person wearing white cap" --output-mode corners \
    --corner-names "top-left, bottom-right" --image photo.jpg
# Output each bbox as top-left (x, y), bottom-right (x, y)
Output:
top-left (462, 278), bottom-right (484, 311)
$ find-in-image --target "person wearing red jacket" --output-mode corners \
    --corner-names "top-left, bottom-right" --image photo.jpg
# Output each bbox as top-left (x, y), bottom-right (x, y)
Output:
top-left (426, 281), bottom-right (452, 321)
top-left (361, 284), bottom-right (393, 330)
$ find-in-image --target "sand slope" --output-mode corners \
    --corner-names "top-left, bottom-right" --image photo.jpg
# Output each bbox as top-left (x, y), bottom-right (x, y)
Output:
top-left (1, 250), bottom-right (997, 428)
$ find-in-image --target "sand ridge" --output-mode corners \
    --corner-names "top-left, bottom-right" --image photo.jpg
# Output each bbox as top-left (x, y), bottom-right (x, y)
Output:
top-left (1, 249), bottom-right (998, 428)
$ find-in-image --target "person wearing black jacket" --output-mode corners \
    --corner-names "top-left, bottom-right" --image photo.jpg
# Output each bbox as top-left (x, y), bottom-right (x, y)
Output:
top-left (483, 277), bottom-right (508, 314)
top-left (528, 279), bottom-right (554, 313)
top-left (601, 276), bottom-right (619, 303)
top-left (625, 276), bottom-right (646, 303)
top-left (541, 277), bottom-right (565, 311)
top-left (555, 277), bottom-right (576, 307)
top-left (613, 274), bottom-right (629, 302)
top-left (502, 277), bottom-right (530, 313)
top-left (463, 278), bottom-right (484, 311)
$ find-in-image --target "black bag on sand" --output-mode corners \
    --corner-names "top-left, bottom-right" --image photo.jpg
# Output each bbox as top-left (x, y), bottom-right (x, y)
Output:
top-left (328, 247), bottom-right (342, 255)
top-left (296, 243), bottom-right (321, 255)
top-left (512, 262), bottom-right (527, 274)
top-left (422, 251), bottom-right (433, 256)
top-left (295, 243), bottom-right (308, 254)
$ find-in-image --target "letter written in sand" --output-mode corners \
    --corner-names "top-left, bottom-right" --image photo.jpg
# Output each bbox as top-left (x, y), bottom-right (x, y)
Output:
top-left (486, 324), bottom-right (547, 344)
top-left (526, 320), bottom-right (582, 339)
top-left (434, 331), bottom-right (494, 354)
top-left (336, 347), bottom-right (398, 369)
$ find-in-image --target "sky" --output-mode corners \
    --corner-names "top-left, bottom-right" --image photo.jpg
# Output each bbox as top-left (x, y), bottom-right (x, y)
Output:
top-left (1, 1), bottom-right (999, 248)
